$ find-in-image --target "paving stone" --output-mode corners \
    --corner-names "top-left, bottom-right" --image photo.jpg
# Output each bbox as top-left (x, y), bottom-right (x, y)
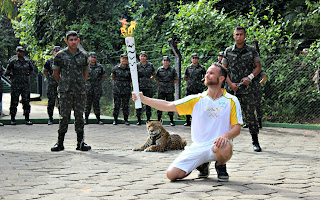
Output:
top-left (0, 101), bottom-right (319, 200)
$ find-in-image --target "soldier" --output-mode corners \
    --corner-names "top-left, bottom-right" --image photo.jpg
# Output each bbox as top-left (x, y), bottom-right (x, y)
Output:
top-left (136, 51), bottom-right (156, 125)
top-left (111, 54), bottom-right (131, 126)
top-left (155, 56), bottom-right (178, 126)
top-left (43, 46), bottom-right (60, 125)
top-left (84, 52), bottom-right (106, 125)
top-left (217, 51), bottom-right (223, 64)
top-left (0, 61), bottom-right (4, 126)
top-left (183, 53), bottom-right (206, 126)
top-left (51, 31), bottom-right (91, 152)
top-left (5, 46), bottom-right (34, 125)
top-left (222, 26), bottom-right (262, 152)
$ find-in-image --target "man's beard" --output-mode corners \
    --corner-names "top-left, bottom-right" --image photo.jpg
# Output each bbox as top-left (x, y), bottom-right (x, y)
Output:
top-left (205, 77), bottom-right (219, 86)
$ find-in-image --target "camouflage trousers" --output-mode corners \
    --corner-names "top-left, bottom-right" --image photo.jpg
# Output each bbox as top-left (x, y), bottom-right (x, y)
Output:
top-left (10, 86), bottom-right (30, 116)
top-left (237, 93), bottom-right (259, 135)
top-left (255, 90), bottom-right (263, 119)
top-left (136, 89), bottom-right (153, 119)
top-left (157, 92), bottom-right (174, 117)
top-left (58, 92), bottom-right (86, 143)
top-left (113, 93), bottom-right (130, 119)
top-left (85, 93), bottom-right (101, 117)
top-left (47, 88), bottom-right (59, 118)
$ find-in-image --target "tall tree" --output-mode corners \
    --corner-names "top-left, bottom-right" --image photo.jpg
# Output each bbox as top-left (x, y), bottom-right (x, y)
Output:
top-left (0, 15), bottom-right (20, 65)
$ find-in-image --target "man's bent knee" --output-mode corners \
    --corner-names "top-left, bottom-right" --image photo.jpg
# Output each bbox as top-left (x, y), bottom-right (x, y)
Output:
top-left (213, 142), bottom-right (233, 163)
top-left (166, 167), bottom-right (187, 181)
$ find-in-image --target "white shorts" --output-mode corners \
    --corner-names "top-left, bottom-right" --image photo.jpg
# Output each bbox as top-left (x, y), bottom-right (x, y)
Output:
top-left (168, 144), bottom-right (216, 175)
top-left (168, 140), bottom-right (233, 174)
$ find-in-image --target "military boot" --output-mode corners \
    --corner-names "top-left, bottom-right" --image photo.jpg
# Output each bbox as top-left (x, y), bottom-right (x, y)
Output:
top-left (252, 134), bottom-right (262, 152)
top-left (96, 115), bottom-right (103, 125)
top-left (124, 115), bottom-right (130, 126)
top-left (169, 115), bottom-right (175, 126)
top-left (76, 141), bottom-right (91, 151)
top-left (10, 115), bottom-right (16, 125)
top-left (51, 136), bottom-right (65, 152)
top-left (136, 116), bottom-right (142, 125)
top-left (48, 115), bottom-right (53, 125)
top-left (113, 116), bottom-right (118, 125)
top-left (51, 142), bottom-right (64, 151)
top-left (146, 115), bottom-right (151, 123)
top-left (184, 115), bottom-right (191, 126)
top-left (25, 114), bottom-right (33, 125)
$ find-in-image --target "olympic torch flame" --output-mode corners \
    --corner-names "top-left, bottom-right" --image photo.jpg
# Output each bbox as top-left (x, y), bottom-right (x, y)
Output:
top-left (127, 21), bottom-right (136, 37)
top-left (119, 19), bottom-right (129, 37)
top-left (119, 19), bottom-right (136, 37)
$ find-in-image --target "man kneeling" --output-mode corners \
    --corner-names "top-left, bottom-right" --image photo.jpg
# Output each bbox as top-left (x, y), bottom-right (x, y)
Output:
top-left (132, 63), bottom-right (243, 181)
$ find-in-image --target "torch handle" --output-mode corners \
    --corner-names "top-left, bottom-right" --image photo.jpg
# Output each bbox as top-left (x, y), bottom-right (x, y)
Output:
top-left (125, 37), bottom-right (142, 109)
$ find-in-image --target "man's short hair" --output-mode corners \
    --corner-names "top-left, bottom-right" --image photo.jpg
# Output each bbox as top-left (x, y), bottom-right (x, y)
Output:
top-left (234, 26), bottom-right (246, 34)
top-left (66, 31), bottom-right (78, 40)
top-left (211, 62), bottom-right (228, 79)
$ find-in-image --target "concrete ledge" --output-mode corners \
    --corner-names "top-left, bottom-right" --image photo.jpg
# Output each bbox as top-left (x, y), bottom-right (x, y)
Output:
top-left (1, 119), bottom-right (319, 129)
top-left (263, 122), bottom-right (320, 130)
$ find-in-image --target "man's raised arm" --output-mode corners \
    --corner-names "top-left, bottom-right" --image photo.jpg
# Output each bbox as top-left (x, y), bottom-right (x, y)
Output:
top-left (132, 92), bottom-right (177, 112)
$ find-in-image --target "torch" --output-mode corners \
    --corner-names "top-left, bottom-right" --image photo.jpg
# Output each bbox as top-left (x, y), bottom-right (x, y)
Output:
top-left (120, 19), bottom-right (142, 108)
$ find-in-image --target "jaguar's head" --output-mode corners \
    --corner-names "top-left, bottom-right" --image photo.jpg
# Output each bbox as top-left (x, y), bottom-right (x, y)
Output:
top-left (146, 120), bottom-right (163, 136)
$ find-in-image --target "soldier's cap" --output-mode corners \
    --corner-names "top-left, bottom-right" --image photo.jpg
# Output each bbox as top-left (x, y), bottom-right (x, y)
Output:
top-left (53, 46), bottom-right (61, 51)
top-left (89, 52), bottom-right (97, 58)
top-left (16, 46), bottom-right (25, 52)
top-left (162, 56), bottom-right (170, 61)
top-left (66, 30), bottom-right (78, 38)
top-left (191, 53), bottom-right (199, 58)
top-left (120, 54), bottom-right (128, 58)
top-left (140, 51), bottom-right (147, 56)
top-left (218, 51), bottom-right (223, 56)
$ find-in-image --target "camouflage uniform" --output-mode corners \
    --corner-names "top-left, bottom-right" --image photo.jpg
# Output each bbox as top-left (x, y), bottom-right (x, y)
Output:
top-left (222, 43), bottom-right (261, 136)
top-left (112, 64), bottom-right (131, 121)
top-left (52, 47), bottom-right (89, 144)
top-left (5, 55), bottom-right (34, 119)
top-left (85, 62), bottom-right (106, 120)
top-left (136, 61), bottom-right (155, 121)
top-left (155, 65), bottom-right (178, 120)
top-left (184, 64), bottom-right (206, 95)
top-left (43, 57), bottom-right (59, 120)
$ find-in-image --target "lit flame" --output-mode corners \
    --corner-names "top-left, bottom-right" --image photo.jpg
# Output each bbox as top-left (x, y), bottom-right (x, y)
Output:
top-left (120, 19), bottom-right (136, 37)
top-left (128, 21), bottom-right (136, 36)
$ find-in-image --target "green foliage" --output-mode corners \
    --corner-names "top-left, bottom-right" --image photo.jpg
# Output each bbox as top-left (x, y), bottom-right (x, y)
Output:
top-left (0, 0), bottom-right (23, 19)
top-left (291, 0), bottom-right (320, 40)
top-left (0, 15), bottom-right (20, 65)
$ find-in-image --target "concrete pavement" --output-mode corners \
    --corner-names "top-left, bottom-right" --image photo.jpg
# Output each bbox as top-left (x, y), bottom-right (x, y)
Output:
top-left (0, 94), bottom-right (320, 199)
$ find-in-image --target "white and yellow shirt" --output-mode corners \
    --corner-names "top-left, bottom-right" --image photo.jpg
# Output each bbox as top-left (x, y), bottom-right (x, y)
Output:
top-left (174, 89), bottom-right (243, 146)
